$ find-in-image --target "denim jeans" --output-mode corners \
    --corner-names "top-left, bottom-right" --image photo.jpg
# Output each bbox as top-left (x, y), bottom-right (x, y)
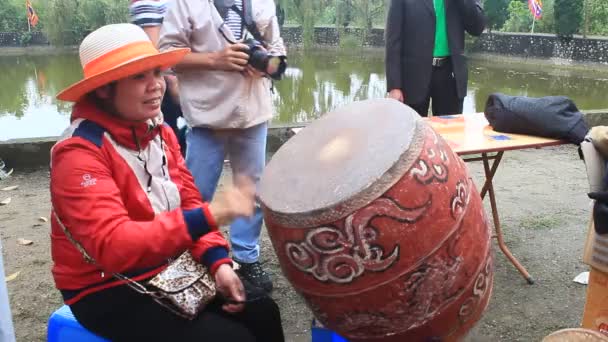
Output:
top-left (185, 123), bottom-right (267, 263)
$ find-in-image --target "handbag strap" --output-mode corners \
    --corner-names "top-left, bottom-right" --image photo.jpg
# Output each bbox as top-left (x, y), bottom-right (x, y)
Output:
top-left (52, 209), bottom-right (158, 296)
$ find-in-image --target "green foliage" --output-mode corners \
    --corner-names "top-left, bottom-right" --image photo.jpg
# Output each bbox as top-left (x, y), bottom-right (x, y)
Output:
top-left (484, 0), bottom-right (510, 31)
top-left (3, 0), bottom-right (608, 45)
top-left (586, 0), bottom-right (608, 35)
top-left (503, 0), bottom-right (532, 32)
top-left (554, 0), bottom-right (583, 37)
top-left (279, 0), bottom-right (385, 48)
top-left (0, 0), bottom-right (32, 32)
top-left (38, 0), bottom-right (127, 46)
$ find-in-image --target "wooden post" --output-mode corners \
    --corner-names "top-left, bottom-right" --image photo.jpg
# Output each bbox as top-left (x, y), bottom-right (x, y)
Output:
top-left (26, 1), bottom-right (30, 33)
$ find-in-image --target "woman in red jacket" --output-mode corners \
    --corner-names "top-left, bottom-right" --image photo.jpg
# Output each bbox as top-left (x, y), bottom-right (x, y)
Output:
top-left (50, 23), bottom-right (283, 341)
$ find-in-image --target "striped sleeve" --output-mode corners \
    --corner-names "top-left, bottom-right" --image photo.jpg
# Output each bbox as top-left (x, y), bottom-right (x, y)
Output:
top-left (129, 0), bottom-right (168, 27)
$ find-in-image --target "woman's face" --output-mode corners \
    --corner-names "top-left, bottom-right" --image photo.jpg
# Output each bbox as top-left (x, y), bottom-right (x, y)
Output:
top-left (96, 68), bottom-right (166, 122)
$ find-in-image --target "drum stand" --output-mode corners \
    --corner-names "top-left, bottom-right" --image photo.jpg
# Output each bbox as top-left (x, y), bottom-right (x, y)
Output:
top-left (463, 152), bottom-right (535, 285)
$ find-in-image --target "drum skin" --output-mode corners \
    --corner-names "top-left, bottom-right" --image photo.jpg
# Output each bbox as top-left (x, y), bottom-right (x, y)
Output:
top-left (260, 100), bottom-right (493, 341)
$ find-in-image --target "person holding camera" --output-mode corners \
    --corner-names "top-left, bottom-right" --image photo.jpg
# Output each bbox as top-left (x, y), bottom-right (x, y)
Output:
top-left (385, 0), bottom-right (485, 116)
top-left (159, 0), bottom-right (286, 293)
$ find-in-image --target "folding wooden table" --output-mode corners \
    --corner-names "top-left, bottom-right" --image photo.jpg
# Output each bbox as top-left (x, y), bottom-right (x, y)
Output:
top-left (426, 114), bottom-right (567, 285)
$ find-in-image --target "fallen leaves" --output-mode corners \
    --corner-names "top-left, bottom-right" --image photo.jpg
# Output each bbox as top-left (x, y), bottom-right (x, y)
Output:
top-left (1, 185), bottom-right (18, 191)
top-left (0, 197), bottom-right (11, 206)
top-left (32, 217), bottom-right (48, 228)
top-left (5, 271), bottom-right (20, 282)
top-left (17, 238), bottom-right (33, 246)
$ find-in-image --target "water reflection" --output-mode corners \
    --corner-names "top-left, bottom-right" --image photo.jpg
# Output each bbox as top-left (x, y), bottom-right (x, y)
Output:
top-left (272, 49), bottom-right (387, 124)
top-left (0, 54), bottom-right (81, 140)
top-left (1, 49), bottom-right (608, 140)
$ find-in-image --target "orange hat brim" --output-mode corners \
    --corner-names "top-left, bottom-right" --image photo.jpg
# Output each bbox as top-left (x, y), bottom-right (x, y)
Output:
top-left (56, 48), bottom-right (190, 102)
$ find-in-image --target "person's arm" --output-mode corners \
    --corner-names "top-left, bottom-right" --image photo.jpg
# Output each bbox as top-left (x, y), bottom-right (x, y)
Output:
top-left (128, 0), bottom-right (166, 46)
top-left (143, 26), bottom-right (161, 46)
top-left (258, 0), bottom-right (286, 57)
top-left (385, 0), bottom-right (405, 101)
top-left (159, 0), bottom-right (250, 72)
top-left (456, 0), bottom-right (486, 36)
top-left (162, 127), bottom-right (254, 274)
top-left (177, 47), bottom-right (250, 71)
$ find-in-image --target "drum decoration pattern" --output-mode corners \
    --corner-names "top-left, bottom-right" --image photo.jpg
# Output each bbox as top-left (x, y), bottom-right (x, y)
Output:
top-left (259, 99), bottom-right (494, 341)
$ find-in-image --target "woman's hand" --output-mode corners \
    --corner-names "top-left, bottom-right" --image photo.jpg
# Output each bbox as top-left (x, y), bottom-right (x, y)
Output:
top-left (208, 175), bottom-right (256, 227)
top-left (215, 264), bottom-right (246, 313)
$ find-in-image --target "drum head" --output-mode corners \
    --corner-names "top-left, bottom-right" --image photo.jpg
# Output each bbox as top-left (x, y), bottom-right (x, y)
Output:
top-left (542, 328), bottom-right (608, 341)
top-left (259, 99), bottom-right (420, 223)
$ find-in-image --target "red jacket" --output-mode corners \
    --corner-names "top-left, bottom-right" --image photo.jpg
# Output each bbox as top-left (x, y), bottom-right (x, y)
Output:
top-left (50, 101), bottom-right (231, 304)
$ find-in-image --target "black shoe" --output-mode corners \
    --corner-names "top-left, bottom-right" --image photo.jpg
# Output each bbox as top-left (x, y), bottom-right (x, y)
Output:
top-left (235, 261), bottom-right (273, 293)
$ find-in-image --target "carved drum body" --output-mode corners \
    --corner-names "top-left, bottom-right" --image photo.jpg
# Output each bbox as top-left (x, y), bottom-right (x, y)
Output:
top-left (259, 99), bottom-right (493, 341)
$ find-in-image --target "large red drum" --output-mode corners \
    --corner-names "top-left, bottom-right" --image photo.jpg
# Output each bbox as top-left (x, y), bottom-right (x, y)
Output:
top-left (258, 99), bottom-right (493, 341)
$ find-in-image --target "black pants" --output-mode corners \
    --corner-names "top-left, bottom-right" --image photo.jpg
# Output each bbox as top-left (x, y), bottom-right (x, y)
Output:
top-left (161, 86), bottom-right (187, 156)
top-left (407, 59), bottom-right (464, 117)
top-left (70, 284), bottom-right (284, 342)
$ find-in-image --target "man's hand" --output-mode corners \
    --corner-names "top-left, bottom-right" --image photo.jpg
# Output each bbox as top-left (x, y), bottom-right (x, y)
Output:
top-left (388, 89), bottom-right (405, 102)
top-left (243, 65), bottom-right (265, 79)
top-left (215, 264), bottom-right (245, 313)
top-left (208, 175), bottom-right (255, 227)
top-left (213, 44), bottom-right (250, 72)
top-left (242, 45), bottom-right (267, 78)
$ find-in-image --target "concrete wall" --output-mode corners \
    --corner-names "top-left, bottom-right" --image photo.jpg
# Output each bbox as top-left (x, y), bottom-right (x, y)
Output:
top-left (281, 26), bottom-right (385, 47)
top-left (470, 32), bottom-right (608, 65)
top-left (281, 28), bottom-right (608, 65)
top-left (3, 111), bottom-right (608, 170)
top-left (4, 28), bottom-right (608, 65)
top-left (0, 32), bottom-right (48, 47)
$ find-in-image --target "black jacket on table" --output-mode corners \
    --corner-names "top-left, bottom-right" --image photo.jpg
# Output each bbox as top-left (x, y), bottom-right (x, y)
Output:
top-left (385, 0), bottom-right (486, 104)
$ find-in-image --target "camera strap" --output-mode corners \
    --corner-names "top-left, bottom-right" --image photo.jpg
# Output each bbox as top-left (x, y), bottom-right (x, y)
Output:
top-left (214, 0), bottom-right (235, 19)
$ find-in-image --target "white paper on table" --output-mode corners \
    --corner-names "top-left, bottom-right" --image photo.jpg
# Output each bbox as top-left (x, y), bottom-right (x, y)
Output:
top-left (573, 271), bottom-right (590, 285)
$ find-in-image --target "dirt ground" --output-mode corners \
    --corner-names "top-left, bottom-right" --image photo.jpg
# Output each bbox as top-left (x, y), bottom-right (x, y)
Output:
top-left (0, 144), bottom-right (593, 341)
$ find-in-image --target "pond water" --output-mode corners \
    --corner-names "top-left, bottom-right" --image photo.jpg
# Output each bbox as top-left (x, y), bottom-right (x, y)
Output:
top-left (1, 48), bottom-right (608, 141)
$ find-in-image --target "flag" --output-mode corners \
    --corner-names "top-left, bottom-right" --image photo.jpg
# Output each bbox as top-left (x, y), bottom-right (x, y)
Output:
top-left (26, 0), bottom-right (39, 27)
top-left (528, 0), bottom-right (542, 20)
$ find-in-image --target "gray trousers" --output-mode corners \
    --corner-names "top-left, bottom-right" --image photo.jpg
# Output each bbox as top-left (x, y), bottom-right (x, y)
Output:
top-left (0, 241), bottom-right (16, 342)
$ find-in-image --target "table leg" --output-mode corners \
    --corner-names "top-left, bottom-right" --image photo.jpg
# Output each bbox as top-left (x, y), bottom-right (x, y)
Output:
top-left (481, 152), bottom-right (535, 285)
top-left (480, 152), bottom-right (502, 199)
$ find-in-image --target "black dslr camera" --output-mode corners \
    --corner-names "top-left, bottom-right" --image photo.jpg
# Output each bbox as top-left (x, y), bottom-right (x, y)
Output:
top-left (242, 38), bottom-right (287, 81)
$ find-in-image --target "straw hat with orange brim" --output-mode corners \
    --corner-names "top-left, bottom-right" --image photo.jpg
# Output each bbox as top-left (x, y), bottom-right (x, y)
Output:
top-left (57, 23), bottom-right (190, 102)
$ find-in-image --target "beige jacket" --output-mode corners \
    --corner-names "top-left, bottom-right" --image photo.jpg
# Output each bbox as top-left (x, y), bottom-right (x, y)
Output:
top-left (159, 0), bottom-right (286, 129)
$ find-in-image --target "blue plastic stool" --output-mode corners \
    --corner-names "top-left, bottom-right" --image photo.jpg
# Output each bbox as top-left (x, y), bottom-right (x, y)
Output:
top-left (311, 320), bottom-right (348, 342)
top-left (47, 305), bottom-right (109, 342)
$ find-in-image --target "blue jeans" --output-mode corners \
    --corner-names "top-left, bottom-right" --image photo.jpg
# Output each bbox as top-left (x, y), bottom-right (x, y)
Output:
top-left (185, 123), bottom-right (267, 263)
